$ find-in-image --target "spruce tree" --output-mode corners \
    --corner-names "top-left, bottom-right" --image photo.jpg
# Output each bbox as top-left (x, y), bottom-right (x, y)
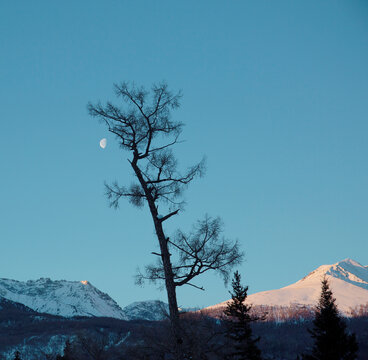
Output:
top-left (224, 271), bottom-right (262, 360)
top-left (56, 340), bottom-right (74, 360)
top-left (302, 277), bottom-right (358, 360)
top-left (13, 351), bottom-right (21, 360)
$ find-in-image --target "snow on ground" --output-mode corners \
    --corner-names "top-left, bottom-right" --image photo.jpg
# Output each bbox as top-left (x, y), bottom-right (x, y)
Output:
top-left (206, 258), bottom-right (368, 315)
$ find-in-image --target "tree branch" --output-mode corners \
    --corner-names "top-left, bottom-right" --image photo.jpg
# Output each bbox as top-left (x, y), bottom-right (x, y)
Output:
top-left (159, 209), bottom-right (180, 222)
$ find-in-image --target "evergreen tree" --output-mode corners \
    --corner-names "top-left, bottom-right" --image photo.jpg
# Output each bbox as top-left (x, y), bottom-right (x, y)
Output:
top-left (302, 277), bottom-right (358, 360)
top-left (224, 271), bottom-right (262, 360)
top-left (56, 340), bottom-right (74, 360)
top-left (13, 351), bottom-right (21, 360)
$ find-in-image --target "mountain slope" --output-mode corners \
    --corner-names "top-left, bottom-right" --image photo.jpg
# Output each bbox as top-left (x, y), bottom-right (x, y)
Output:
top-left (206, 258), bottom-right (368, 315)
top-left (0, 278), bottom-right (127, 319)
top-left (0, 296), bottom-right (39, 320)
top-left (122, 300), bottom-right (169, 321)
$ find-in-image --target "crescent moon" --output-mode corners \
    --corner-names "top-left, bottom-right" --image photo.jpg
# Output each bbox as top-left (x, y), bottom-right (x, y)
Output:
top-left (99, 138), bottom-right (107, 149)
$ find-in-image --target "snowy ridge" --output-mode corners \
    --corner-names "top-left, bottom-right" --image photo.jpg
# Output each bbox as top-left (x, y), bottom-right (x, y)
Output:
top-left (205, 258), bottom-right (368, 315)
top-left (2, 258), bottom-right (366, 321)
top-left (0, 278), bottom-right (176, 321)
top-left (121, 301), bottom-right (197, 321)
top-left (0, 278), bottom-right (127, 319)
top-left (122, 300), bottom-right (169, 321)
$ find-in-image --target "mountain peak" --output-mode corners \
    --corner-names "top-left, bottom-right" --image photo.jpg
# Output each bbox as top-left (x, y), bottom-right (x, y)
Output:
top-left (0, 277), bottom-right (127, 319)
top-left (205, 258), bottom-right (368, 315)
top-left (337, 258), bottom-right (364, 268)
top-left (299, 259), bottom-right (368, 287)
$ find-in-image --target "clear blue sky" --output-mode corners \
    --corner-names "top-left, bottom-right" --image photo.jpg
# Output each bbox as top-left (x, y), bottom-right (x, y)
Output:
top-left (1, 1), bottom-right (367, 309)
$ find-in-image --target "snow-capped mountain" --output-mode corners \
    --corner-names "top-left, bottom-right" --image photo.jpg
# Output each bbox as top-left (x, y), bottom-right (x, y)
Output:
top-left (2, 258), bottom-right (366, 321)
top-left (121, 301), bottom-right (197, 321)
top-left (122, 300), bottom-right (169, 321)
top-left (205, 258), bottom-right (368, 316)
top-left (0, 278), bottom-right (127, 319)
top-left (0, 277), bottom-right (174, 321)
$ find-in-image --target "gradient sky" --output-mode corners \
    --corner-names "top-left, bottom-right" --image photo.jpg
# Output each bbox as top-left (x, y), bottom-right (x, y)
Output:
top-left (1, 1), bottom-right (367, 309)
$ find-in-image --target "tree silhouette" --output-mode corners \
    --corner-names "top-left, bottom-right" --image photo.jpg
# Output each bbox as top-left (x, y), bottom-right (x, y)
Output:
top-left (224, 271), bottom-right (263, 360)
top-left (56, 340), bottom-right (74, 360)
top-left (88, 82), bottom-right (243, 359)
top-left (13, 352), bottom-right (21, 360)
top-left (302, 277), bottom-right (358, 360)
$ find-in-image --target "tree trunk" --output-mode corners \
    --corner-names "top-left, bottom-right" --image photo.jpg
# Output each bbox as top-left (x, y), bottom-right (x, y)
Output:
top-left (130, 158), bottom-right (183, 360)
top-left (153, 217), bottom-right (183, 360)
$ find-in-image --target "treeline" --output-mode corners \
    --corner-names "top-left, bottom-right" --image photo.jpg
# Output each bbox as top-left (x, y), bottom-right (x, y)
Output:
top-left (201, 303), bottom-right (316, 322)
top-left (350, 303), bottom-right (368, 318)
top-left (5, 316), bottom-right (368, 360)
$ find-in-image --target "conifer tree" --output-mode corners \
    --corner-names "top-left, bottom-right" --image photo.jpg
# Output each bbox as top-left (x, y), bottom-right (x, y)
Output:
top-left (56, 340), bottom-right (74, 360)
top-left (302, 277), bottom-right (358, 360)
top-left (13, 351), bottom-right (21, 360)
top-left (64, 340), bottom-right (74, 360)
top-left (224, 271), bottom-right (262, 360)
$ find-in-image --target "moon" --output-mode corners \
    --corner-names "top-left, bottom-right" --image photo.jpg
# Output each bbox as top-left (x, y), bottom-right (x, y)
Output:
top-left (99, 138), bottom-right (107, 149)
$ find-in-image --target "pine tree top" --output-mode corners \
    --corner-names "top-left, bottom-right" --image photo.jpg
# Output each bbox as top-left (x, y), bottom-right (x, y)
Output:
top-left (224, 271), bottom-right (253, 321)
top-left (223, 271), bottom-right (263, 360)
top-left (302, 276), bottom-right (359, 360)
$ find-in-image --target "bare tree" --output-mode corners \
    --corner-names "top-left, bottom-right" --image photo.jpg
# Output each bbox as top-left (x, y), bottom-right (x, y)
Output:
top-left (88, 82), bottom-right (243, 359)
top-left (138, 215), bottom-right (242, 291)
top-left (71, 331), bottom-right (122, 360)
